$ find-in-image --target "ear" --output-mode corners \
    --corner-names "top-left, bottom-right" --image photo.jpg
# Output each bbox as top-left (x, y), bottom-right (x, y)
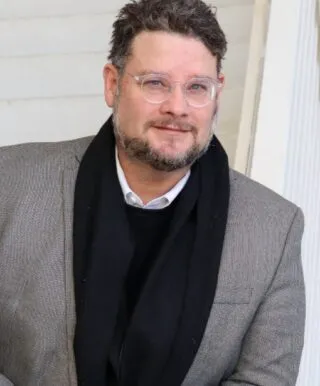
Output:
top-left (214, 73), bottom-right (225, 109)
top-left (212, 74), bottom-right (225, 121)
top-left (103, 64), bottom-right (119, 108)
top-left (217, 73), bottom-right (225, 95)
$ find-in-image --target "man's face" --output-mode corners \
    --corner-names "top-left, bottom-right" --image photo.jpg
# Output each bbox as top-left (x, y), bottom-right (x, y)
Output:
top-left (104, 31), bottom-right (224, 171)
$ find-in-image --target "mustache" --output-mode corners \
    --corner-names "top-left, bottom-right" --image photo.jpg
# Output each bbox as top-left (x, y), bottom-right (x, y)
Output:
top-left (145, 119), bottom-right (197, 132)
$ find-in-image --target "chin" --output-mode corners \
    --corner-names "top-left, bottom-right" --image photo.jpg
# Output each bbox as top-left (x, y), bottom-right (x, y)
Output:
top-left (154, 145), bottom-right (190, 158)
top-left (153, 138), bottom-right (193, 152)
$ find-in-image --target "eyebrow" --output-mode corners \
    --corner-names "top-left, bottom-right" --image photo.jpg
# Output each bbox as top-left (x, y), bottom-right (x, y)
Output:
top-left (136, 70), bottom-right (168, 76)
top-left (135, 70), bottom-right (217, 82)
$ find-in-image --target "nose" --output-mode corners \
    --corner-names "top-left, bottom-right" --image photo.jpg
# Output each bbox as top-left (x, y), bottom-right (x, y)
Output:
top-left (159, 83), bottom-right (189, 117)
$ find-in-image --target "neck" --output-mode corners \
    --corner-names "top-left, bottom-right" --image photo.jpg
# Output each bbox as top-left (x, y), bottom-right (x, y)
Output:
top-left (117, 146), bottom-right (189, 205)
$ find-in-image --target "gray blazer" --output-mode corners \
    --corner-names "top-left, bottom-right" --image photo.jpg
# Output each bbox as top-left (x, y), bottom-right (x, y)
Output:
top-left (0, 137), bottom-right (305, 386)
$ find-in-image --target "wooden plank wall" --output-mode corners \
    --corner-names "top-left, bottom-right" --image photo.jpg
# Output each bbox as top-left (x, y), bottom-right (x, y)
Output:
top-left (0, 0), bottom-right (254, 166)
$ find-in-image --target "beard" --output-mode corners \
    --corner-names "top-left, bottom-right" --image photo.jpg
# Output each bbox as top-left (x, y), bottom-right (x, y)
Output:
top-left (112, 98), bottom-right (217, 172)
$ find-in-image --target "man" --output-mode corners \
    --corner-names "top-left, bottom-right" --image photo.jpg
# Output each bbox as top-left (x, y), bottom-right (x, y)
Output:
top-left (0, 0), bottom-right (305, 385)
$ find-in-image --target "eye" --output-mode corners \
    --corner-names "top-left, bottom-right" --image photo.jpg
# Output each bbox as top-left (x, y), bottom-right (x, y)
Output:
top-left (144, 78), bottom-right (168, 89)
top-left (188, 82), bottom-right (209, 93)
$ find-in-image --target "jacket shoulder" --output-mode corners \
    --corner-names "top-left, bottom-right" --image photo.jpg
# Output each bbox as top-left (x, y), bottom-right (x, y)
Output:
top-left (0, 136), bottom-right (93, 172)
top-left (229, 169), bottom-right (302, 225)
top-left (0, 137), bottom-right (94, 210)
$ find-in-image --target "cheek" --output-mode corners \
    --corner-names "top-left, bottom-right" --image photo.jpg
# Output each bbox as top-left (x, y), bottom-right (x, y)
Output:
top-left (195, 109), bottom-right (215, 140)
top-left (116, 95), bottom-right (139, 128)
top-left (116, 94), bottom-right (159, 135)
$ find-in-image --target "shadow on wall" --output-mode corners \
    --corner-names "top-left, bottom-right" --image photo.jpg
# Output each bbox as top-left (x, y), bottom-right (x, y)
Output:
top-left (317, 0), bottom-right (320, 99)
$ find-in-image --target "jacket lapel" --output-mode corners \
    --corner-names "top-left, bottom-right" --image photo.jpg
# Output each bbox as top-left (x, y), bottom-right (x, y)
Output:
top-left (62, 167), bottom-right (79, 386)
top-left (62, 137), bottom-right (94, 385)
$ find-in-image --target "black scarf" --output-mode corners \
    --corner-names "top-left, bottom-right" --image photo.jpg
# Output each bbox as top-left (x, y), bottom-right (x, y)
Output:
top-left (73, 117), bottom-right (230, 386)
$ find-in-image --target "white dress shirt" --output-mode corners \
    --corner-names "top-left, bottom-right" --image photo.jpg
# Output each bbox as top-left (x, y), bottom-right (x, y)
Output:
top-left (115, 147), bottom-right (190, 210)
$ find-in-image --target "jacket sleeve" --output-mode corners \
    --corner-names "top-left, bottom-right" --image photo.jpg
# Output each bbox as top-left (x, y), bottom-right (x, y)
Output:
top-left (0, 152), bottom-right (14, 386)
top-left (221, 208), bottom-right (306, 386)
top-left (0, 375), bottom-right (13, 385)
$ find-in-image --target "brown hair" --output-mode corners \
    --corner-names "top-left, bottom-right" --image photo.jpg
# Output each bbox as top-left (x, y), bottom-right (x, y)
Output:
top-left (108, 0), bottom-right (227, 73)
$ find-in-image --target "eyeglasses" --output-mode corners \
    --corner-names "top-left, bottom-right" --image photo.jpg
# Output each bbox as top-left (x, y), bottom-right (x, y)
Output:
top-left (127, 72), bottom-right (222, 108)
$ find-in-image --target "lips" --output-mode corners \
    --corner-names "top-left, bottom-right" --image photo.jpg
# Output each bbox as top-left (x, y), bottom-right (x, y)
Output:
top-left (153, 125), bottom-right (188, 132)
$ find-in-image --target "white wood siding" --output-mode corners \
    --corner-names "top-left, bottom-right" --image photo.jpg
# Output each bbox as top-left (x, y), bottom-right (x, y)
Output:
top-left (250, 0), bottom-right (320, 383)
top-left (0, 0), bottom-right (254, 166)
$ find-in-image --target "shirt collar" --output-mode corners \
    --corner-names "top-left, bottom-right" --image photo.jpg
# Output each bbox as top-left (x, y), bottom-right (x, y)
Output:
top-left (115, 146), bottom-right (190, 210)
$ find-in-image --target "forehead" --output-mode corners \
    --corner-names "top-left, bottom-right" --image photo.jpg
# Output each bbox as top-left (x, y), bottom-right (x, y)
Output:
top-left (127, 31), bottom-right (218, 78)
